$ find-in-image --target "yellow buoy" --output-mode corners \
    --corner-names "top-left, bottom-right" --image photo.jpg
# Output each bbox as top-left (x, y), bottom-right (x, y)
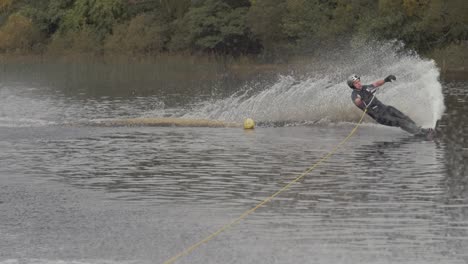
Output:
top-left (243, 118), bottom-right (255, 129)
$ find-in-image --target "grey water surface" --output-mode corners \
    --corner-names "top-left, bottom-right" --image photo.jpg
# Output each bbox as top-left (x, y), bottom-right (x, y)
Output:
top-left (0, 61), bottom-right (467, 264)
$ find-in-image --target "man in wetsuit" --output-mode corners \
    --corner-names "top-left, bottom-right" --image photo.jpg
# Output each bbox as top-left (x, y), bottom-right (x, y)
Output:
top-left (347, 74), bottom-right (431, 136)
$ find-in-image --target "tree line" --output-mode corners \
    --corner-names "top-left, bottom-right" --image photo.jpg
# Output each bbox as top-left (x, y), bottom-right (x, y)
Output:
top-left (0, 0), bottom-right (466, 61)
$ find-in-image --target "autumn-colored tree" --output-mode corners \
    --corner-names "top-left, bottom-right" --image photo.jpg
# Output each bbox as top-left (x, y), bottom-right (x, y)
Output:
top-left (104, 13), bottom-right (169, 55)
top-left (0, 0), bottom-right (465, 60)
top-left (0, 13), bottom-right (42, 53)
top-left (0, 0), bottom-right (13, 12)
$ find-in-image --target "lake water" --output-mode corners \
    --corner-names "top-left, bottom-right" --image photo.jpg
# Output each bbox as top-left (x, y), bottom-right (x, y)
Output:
top-left (1, 50), bottom-right (467, 264)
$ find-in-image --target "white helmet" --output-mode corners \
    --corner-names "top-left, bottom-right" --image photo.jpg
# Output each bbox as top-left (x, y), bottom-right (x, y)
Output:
top-left (347, 74), bottom-right (360, 88)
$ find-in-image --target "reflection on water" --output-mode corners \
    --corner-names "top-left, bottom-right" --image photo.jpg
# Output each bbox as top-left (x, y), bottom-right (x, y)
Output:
top-left (1, 119), bottom-right (468, 263)
top-left (439, 82), bottom-right (468, 182)
top-left (0, 60), bottom-right (268, 101)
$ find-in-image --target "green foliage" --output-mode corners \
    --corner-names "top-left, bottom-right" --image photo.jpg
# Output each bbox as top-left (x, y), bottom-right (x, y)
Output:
top-left (354, 0), bottom-right (467, 52)
top-left (0, 0), bottom-right (465, 61)
top-left (247, 0), bottom-right (287, 58)
top-left (47, 26), bottom-right (101, 56)
top-left (430, 0), bottom-right (468, 44)
top-left (221, 0), bottom-right (251, 8)
top-left (169, 0), bottom-right (259, 55)
top-left (283, 0), bottom-right (328, 41)
top-left (160, 0), bottom-right (191, 19)
top-left (430, 43), bottom-right (468, 70)
top-left (0, 0), bottom-right (74, 37)
top-left (402, 0), bottom-right (429, 17)
top-left (44, 0), bottom-right (75, 34)
top-left (104, 13), bottom-right (169, 55)
top-left (59, 0), bottom-right (126, 40)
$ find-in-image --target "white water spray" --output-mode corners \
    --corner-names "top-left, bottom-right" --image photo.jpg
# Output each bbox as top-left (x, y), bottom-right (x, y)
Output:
top-left (185, 43), bottom-right (445, 128)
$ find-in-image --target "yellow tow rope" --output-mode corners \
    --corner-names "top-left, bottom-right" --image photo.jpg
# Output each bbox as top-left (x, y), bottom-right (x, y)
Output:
top-left (163, 109), bottom-right (368, 264)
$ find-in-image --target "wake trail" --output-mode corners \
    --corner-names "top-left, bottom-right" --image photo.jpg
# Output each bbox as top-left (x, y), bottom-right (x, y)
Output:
top-left (183, 43), bottom-right (445, 128)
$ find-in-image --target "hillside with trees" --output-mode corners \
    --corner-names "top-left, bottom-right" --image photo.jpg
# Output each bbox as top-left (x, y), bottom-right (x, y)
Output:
top-left (0, 0), bottom-right (466, 71)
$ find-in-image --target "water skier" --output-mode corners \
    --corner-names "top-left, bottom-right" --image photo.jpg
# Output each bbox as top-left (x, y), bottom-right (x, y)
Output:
top-left (347, 74), bottom-right (433, 137)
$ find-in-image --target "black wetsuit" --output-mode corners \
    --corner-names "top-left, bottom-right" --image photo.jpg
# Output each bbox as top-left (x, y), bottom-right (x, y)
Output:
top-left (351, 84), bottom-right (423, 134)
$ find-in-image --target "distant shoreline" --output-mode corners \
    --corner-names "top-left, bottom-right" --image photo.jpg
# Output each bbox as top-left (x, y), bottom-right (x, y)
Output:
top-left (1, 53), bottom-right (466, 82)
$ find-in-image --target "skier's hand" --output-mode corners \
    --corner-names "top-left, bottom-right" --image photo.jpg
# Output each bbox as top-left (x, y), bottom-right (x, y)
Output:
top-left (384, 75), bottom-right (396, 82)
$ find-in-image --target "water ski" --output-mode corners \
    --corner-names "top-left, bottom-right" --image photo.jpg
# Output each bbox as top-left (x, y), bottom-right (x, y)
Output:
top-left (414, 128), bottom-right (436, 141)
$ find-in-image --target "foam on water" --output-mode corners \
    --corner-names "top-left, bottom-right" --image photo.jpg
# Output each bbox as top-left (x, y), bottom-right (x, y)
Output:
top-left (0, 85), bottom-right (60, 128)
top-left (0, 117), bottom-right (56, 128)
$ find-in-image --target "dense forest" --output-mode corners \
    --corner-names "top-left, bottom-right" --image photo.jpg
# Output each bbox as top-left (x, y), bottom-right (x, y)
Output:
top-left (0, 0), bottom-right (466, 67)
